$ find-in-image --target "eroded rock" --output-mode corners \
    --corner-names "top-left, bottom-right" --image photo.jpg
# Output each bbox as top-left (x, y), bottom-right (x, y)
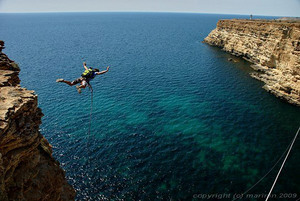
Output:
top-left (204, 19), bottom-right (300, 106)
top-left (0, 41), bottom-right (75, 201)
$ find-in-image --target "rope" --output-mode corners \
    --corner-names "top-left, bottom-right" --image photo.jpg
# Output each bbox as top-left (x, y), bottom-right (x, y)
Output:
top-left (87, 82), bottom-right (93, 149)
top-left (265, 126), bottom-right (300, 201)
top-left (232, 126), bottom-right (299, 201)
top-left (80, 58), bottom-right (93, 142)
top-left (83, 81), bottom-right (93, 171)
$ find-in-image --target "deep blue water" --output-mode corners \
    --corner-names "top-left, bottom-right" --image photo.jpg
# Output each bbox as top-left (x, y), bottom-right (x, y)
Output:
top-left (0, 12), bottom-right (299, 200)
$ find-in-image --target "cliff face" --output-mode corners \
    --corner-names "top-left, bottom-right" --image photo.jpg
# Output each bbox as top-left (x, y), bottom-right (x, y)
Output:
top-left (0, 41), bottom-right (75, 200)
top-left (204, 19), bottom-right (300, 106)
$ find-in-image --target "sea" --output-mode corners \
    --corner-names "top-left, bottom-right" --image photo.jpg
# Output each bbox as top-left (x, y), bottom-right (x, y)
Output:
top-left (0, 12), bottom-right (299, 200)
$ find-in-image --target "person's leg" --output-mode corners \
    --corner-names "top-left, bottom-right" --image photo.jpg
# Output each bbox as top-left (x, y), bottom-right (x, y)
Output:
top-left (62, 80), bottom-right (74, 86)
top-left (76, 80), bottom-right (87, 93)
top-left (57, 78), bottom-right (81, 86)
top-left (78, 84), bottom-right (87, 89)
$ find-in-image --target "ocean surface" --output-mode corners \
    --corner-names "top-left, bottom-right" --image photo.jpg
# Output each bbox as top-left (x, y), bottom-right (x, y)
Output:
top-left (0, 12), bottom-right (299, 200)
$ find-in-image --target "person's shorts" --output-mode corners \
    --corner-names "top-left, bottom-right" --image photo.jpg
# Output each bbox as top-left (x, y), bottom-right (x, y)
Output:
top-left (71, 77), bottom-right (88, 86)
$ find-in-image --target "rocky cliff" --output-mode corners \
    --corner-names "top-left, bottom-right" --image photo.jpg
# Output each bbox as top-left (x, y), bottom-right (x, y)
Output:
top-left (204, 19), bottom-right (300, 106)
top-left (0, 41), bottom-right (75, 200)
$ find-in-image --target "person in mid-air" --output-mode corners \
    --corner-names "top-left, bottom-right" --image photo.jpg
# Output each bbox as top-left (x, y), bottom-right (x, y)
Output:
top-left (56, 62), bottom-right (109, 93)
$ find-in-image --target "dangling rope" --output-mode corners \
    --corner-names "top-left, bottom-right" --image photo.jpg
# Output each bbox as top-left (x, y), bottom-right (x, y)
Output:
top-left (87, 82), bottom-right (93, 149)
top-left (265, 126), bottom-right (300, 201)
top-left (83, 81), bottom-right (93, 172)
top-left (81, 58), bottom-right (93, 142)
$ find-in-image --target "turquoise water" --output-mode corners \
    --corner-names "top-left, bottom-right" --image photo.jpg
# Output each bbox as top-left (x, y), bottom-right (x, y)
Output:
top-left (0, 13), bottom-right (299, 200)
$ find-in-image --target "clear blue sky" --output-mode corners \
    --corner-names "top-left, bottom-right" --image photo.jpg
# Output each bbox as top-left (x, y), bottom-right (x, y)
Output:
top-left (0, 0), bottom-right (299, 17)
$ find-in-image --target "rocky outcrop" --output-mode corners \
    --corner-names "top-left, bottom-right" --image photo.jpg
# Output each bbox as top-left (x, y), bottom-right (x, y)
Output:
top-left (204, 19), bottom-right (300, 106)
top-left (0, 41), bottom-right (75, 201)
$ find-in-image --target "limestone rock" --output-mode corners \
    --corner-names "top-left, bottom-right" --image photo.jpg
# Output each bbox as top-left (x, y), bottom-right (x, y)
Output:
top-left (0, 41), bottom-right (75, 201)
top-left (204, 19), bottom-right (300, 106)
top-left (0, 41), bottom-right (20, 72)
top-left (0, 41), bottom-right (20, 86)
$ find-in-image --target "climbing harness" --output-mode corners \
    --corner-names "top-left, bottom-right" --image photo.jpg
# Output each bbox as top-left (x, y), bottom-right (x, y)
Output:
top-left (231, 126), bottom-right (300, 201)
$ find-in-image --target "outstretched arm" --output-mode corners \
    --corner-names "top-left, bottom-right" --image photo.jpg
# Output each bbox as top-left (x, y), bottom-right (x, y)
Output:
top-left (96, 66), bottom-right (110, 75)
top-left (83, 62), bottom-right (88, 70)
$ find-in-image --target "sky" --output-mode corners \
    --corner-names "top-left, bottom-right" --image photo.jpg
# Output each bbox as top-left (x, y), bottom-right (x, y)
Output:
top-left (0, 0), bottom-right (299, 17)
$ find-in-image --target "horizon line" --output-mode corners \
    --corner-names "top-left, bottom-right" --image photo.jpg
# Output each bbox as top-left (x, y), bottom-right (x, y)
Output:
top-left (0, 11), bottom-right (295, 17)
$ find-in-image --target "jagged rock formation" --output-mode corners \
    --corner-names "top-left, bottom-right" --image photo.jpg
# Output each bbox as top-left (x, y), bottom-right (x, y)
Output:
top-left (204, 19), bottom-right (300, 106)
top-left (0, 41), bottom-right (75, 201)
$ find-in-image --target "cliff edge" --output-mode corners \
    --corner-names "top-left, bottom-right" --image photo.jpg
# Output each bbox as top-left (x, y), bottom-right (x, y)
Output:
top-left (0, 41), bottom-right (75, 200)
top-left (204, 19), bottom-right (300, 106)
